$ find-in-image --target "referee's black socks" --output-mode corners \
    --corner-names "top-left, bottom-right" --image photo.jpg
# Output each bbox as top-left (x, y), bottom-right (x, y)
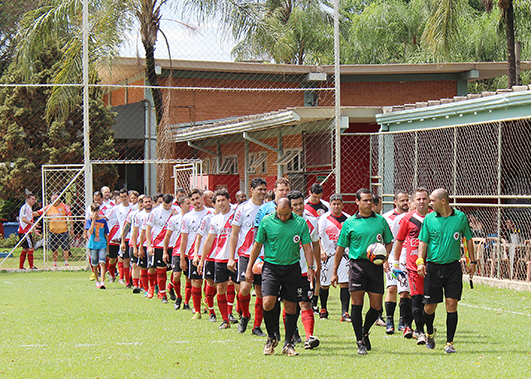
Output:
top-left (399, 297), bottom-right (412, 328)
top-left (446, 312), bottom-right (458, 343)
top-left (423, 310), bottom-right (435, 335)
top-left (351, 305), bottom-right (363, 341)
top-left (363, 307), bottom-right (380, 336)
top-left (284, 312), bottom-right (298, 345)
top-left (340, 287), bottom-right (350, 315)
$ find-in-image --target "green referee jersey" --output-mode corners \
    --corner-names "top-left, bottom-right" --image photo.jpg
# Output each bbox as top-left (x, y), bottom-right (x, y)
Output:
top-left (255, 212), bottom-right (311, 266)
top-left (337, 211), bottom-right (393, 260)
top-left (418, 208), bottom-right (472, 264)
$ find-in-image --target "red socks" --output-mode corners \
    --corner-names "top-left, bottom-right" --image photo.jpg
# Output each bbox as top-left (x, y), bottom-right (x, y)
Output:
top-left (254, 297), bottom-right (264, 328)
top-left (173, 278), bottom-right (182, 299)
top-left (118, 261), bottom-right (124, 280)
top-left (124, 266), bottom-right (131, 284)
top-left (148, 271), bottom-right (156, 289)
top-left (237, 293), bottom-right (251, 318)
top-left (227, 284), bottom-right (235, 315)
top-left (205, 285), bottom-right (216, 315)
top-left (157, 268), bottom-right (167, 295)
top-left (140, 269), bottom-right (148, 290)
top-left (301, 309), bottom-right (315, 339)
top-left (185, 281), bottom-right (192, 305)
top-left (19, 250), bottom-right (27, 269)
top-left (28, 249), bottom-right (34, 268)
top-left (132, 277), bottom-right (140, 288)
top-left (109, 262), bottom-right (117, 278)
top-left (217, 294), bottom-right (229, 322)
top-left (192, 286), bottom-right (202, 313)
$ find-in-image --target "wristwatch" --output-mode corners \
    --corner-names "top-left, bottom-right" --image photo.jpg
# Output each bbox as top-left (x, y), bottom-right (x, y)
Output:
top-left (308, 265), bottom-right (315, 270)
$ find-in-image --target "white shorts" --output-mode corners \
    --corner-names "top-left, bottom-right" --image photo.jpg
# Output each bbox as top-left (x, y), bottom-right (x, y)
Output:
top-left (321, 254), bottom-right (349, 287)
top-left (385, 254), bottom-right (409, 293)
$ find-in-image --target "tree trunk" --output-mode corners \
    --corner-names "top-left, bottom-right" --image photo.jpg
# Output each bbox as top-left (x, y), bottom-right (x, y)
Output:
top-left (505, 1), bottom-right (516, 88)
top-left (144, 43), bottom-right (164, 127)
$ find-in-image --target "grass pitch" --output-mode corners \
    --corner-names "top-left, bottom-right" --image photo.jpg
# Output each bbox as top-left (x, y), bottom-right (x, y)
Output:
top-left (1, 271), bottom-right (530, 378)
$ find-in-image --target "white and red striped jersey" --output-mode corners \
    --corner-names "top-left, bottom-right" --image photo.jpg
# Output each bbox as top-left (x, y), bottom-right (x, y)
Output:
top-left (166, 213), bottom-right (184, 256)
top-left (304, 198), bottom-right (330, 219)
top-left (181, 208), bottom-right (211, 258)
top-left (299, 215), bottom-right (319, 275)
top-left (145, 206), bottom-right (174, 249)
top-left (198, 213), bottom-right (215, 260)
top-left (318, 211), bottom-right (349, 257)
top-left (85, 203), bottom-right (113, 220)
top-left (383, 209), bottom-right (402, 238)
top-left (232, 200), bottom-right (261, 258)
top-left (133, 209), bottom-right (151, 247)
top-left (127, 208), bottom-right (141, 247)
top-left (209, 209), bottom-right (236, 263)
top-left (18, 203), bottom-right (34, 234)
top-left (107, 203), bottom-right (132, 245)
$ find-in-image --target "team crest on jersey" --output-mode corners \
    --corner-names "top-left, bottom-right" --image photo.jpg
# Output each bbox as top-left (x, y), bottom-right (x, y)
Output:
top-left (293, 235), bottom-right (301, 243)
top-left (453, 232), bottom-right (460, 240)
top-left (376, 234), bottom-right (382, 242)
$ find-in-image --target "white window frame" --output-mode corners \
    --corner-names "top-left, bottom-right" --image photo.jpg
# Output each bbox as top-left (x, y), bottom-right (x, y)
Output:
top-left (248, 151), bottom-right (268, 175)
top-left (274, 148), bottom-right (303, 173)
top-left (219, 155), bottom-right (238, 175)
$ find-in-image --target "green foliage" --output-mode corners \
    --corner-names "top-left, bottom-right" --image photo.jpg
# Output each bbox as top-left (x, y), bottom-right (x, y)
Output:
top-left (0, 44), bottom-right (118, 201)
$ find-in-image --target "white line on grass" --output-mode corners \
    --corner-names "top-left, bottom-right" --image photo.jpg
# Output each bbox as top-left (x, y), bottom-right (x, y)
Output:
top-left (461, 302), bottom-right (531, 317)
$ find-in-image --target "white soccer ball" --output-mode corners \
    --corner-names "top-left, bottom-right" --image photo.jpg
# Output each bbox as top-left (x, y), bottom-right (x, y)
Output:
top-left (366, 243), bottom-right (388, 265)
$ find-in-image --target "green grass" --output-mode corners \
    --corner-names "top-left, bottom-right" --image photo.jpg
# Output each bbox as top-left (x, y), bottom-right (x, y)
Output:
top-left (1, 271), bottom-right (530, 378)
top-left (0, 248), bottom-right (87, 269)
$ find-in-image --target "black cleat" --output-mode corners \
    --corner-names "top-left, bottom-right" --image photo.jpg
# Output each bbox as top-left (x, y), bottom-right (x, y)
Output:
top-left (168, 288), bottom-right (176, 301)
top-left (357, 340), bottom-right (368, 355)
top-left (363, 333), bottom-right (371, 351)
top-left (398, 316), bottom-right (405, 331)
top-left (252, 327), bottom-right (266, 337)
top-left (386, 316), bottom-right (395, 335)
top-left (174, 297), bottom-right (182, 310)
top-left (304, 336), bottom-right (320, 349)
top-left (228, 313), bottom-right (239, 324)
top-left (132, 287), bottom-right (141, 294)
top-left (183, 303), bottom-right (191, 311)
top-left (238, 316), bottom-right (251, 333)
top-left (161, 297), bottom-right (168, 304)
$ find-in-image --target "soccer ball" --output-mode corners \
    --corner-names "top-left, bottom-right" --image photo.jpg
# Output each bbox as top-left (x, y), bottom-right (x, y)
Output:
top-left (366, 243), bottom-right (388, 265)
top-left (252, 257), bottom-right (264, 274)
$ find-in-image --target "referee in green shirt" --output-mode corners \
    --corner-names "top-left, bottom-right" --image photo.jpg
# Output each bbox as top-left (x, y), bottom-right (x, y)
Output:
top-left (332, 188), bottom-right (393, 355)
top-left (417, 188), bottom-right (477, 354)
top-left (246, 198), bottom-right (315, 357)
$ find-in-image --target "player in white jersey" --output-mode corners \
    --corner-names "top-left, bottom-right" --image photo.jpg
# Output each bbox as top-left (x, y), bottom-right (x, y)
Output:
top-left (131, 196), bottom-right (153, 296)
top-left (227, 178), bottom-right (267, 335)
top-left (121, 193), bottom-right (143, 291)
top-left (192, 202), bottom-right (218, 321)
top-left (318, 194), bottom-right (350, 322)
top-left (106, 189), bottom-right (132, 284)
top-left (199, 189), bottom-right (236, 329)
top-left (381, 191), bottom-right (409, 334)
top-left (288, 190), bottom-right (321, 350)
top-left (101, 186), bottom-right (116, 208)
top-left (163, 195), bottom-right (191, 309)
top-left (107, 189), bottom-right (131, 284)
top-left (17, 193), bottom-right (40, 270)
top-left (180, 189), bottom-right (211, 315)
top-left (146, 194), bottom-right (175, 303)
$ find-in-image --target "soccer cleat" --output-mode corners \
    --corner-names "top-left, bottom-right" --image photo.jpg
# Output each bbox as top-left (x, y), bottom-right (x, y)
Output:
top-left (425, 334), bottom-right (435, 349)
top-left (263, 337), bottom-right (278, 355)
top-left (403, 326), bottom-right (413, 339)
top-left (282, 343), bottom-right (299, 356)
top-left (126, 284), bottom-right (133, 289)
top-left (385, 317), bottom-right (395, 335)
top-left (110, 276), bottom-right (116, 283)
top-left (228, 314), bottom-right (239, 324)
top-left (340, 312), bottom-right (352, 322)
top-left (143, 291), bottom-right (148, 297)
top-left (174, 298), bottom-right (182, 310)
top-left (444, 342), bottom-right (456, 354)
top-left (375, 316), bottom-right (386, 327)
top-left (292, 327), bottom-right (302, 344)
top-left (356, 340), bottom-right (368, 355)
top-left (238, 316), bottom-right (250, 333)
top-left (319, 309), bottom-right (328, 319)
top-left (417, 333), bottom-right (427, 345)
top-left (191, 312), bottom-right (201, 320)
top-left (90, 272), bottom-right (97, 281)
top-left (182, 303), bottom-right (191, 311)
top-left (252, 327), bottom-right (266, 337)
top-left (154, 285), bottom-right (159, 295)
top-left (132, 287), bottom-right (141, 294)
top-left (95, 281), bottom-right (100, 288)
top-left (363, 333), bottom-right (371, 351)
top-left (209, 313), bottom-right (217, 323)
top-left (118, 279), bottom-right (125, 285)
top-left (312, 305), bottom-right (319, 314)
top-left (218, 320), bottom-right (231, 329)
top-left (99, 282), bottom-right (106, 289)
top-left (168, 288), bottom-right (176, 301)
top-left (412, 331), bottom-right (420, 339)
top-left (304, 336), bottom-right (320, 350)
top-left (30, 266), bottom-right (38, 270)
top-left (161, 297), bottom-right (168, 304)
top-left (398, 316), bottom-right (405, 331)
top-left (147, 287), bottom-right (155, 299)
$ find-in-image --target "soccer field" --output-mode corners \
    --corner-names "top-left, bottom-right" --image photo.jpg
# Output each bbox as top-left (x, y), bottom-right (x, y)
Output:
top-left (1, 271), bottom-right (530, 378)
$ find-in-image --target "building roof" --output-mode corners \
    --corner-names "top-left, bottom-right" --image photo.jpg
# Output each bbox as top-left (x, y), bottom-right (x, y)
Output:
top-left (376, 85), bottom-right (531, 131)
top-left (98, 57), bottom-right (531, 85)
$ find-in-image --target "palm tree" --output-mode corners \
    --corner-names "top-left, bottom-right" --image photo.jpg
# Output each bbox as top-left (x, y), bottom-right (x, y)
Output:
top-left (186, 0), bottom-right (333, 64)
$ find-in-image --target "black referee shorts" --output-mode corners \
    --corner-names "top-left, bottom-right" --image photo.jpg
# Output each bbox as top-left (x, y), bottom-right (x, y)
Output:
top-left (423, 260), bottom-right (462, 304)
top-left (348, 259), bottom-right (384, 294)
top-left (261, 261), bottom-right (303, 303)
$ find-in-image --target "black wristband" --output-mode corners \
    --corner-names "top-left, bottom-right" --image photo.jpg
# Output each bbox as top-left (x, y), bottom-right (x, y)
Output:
top-left (470, 261), bottom-right (477, 264)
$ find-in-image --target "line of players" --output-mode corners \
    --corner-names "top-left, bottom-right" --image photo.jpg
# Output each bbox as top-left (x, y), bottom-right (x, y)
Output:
top-left (87, 182), bottom-right (433, 351)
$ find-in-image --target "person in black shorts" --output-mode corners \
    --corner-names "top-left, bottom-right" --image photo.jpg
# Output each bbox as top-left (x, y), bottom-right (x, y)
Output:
top-left (417, 188), bottom-right (477, 353)
top-left (332, 188), bottom-right (393, 355)
top-left (246, 198), bottom-right (315, 357)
